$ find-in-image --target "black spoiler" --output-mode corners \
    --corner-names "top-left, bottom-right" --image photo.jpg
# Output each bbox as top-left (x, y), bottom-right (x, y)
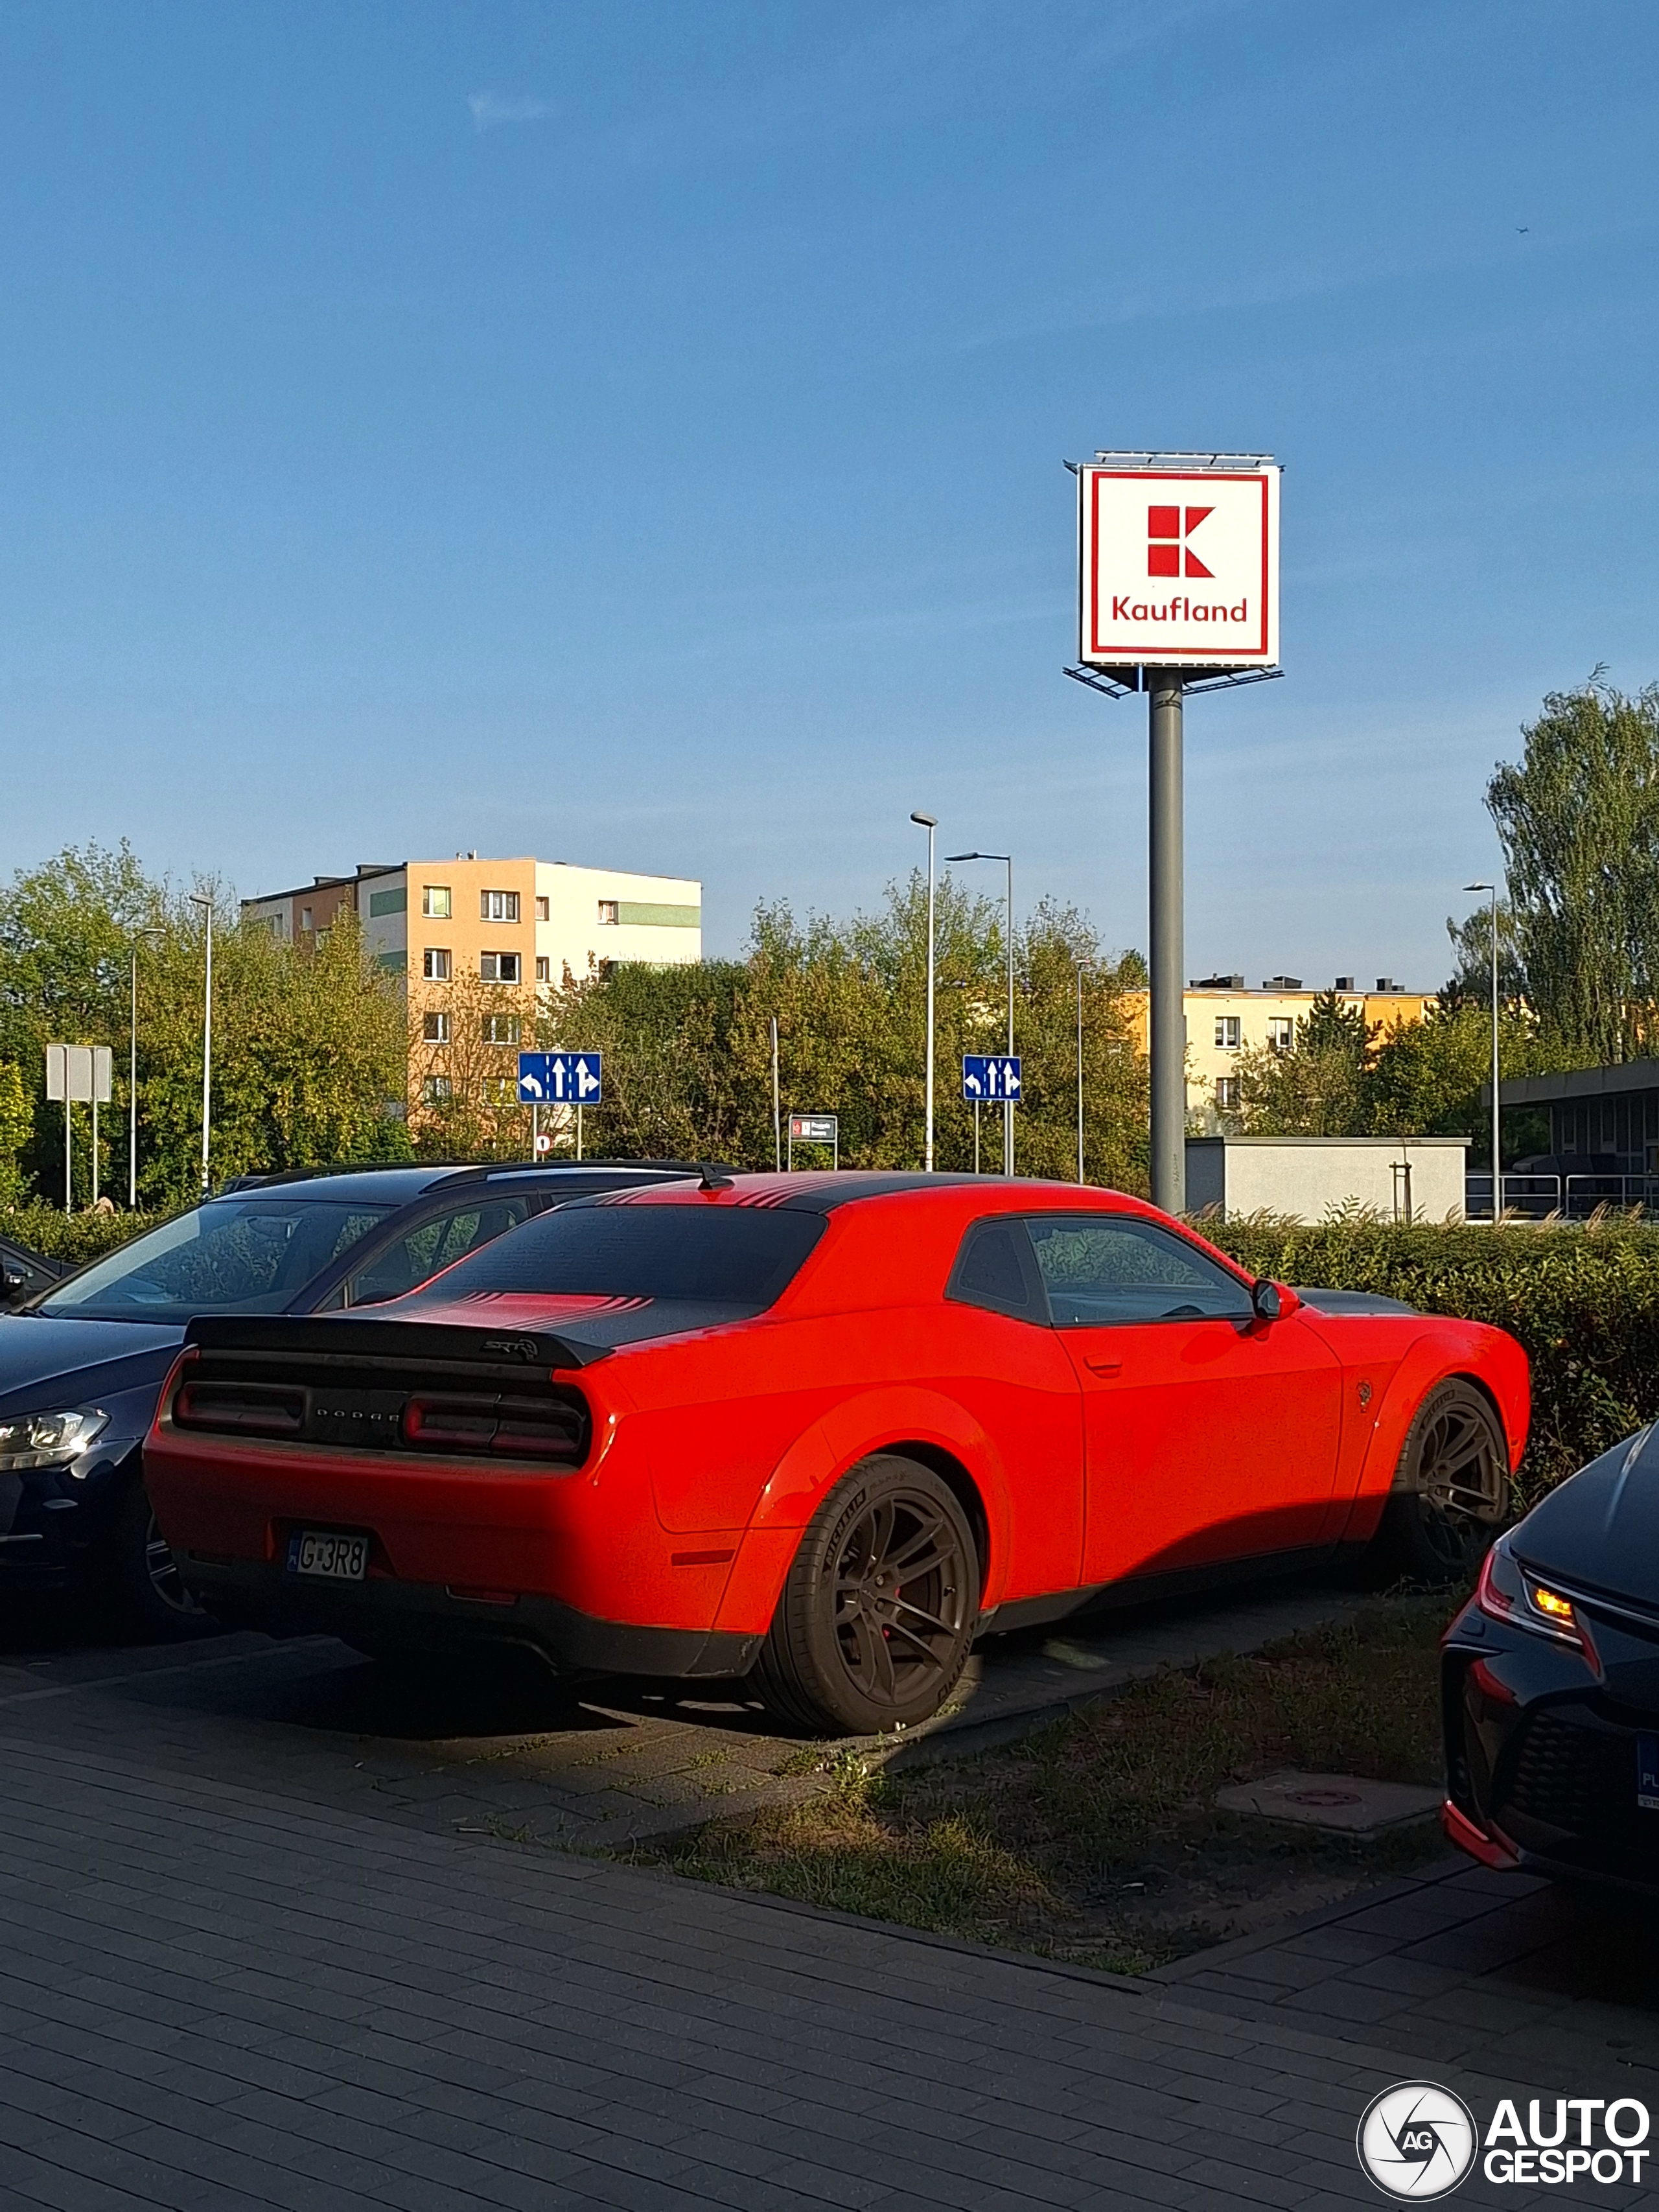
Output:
top-left (183, 1314), bottom-right (612, 1372)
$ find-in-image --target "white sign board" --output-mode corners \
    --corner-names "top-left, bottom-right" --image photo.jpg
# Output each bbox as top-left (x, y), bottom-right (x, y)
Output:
top-left (45, 1044), bottom-right (111, 1104)
top-left (1078, 463), bottom-right (1279, 669)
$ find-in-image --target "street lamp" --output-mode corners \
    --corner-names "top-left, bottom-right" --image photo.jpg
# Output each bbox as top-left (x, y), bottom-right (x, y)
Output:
top-left (947, 850), bottom-right (1014, 1176)
top-left (189, 895), bottom-right (214, 1194)
top-left (129, 927), bottom-right (164, 1209)
top-left (1464, 881), bottom-right (1502, 1220)
top-left (1074, 960), bottom-right (1093, 1185)
top-left (911, 814), bottom-right (937, 1172)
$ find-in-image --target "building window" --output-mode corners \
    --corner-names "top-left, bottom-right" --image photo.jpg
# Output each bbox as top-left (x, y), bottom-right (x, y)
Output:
top-left (596, 959), bottom-right (616, 982)
top-left (535, 955), bottom-right (550, 983)
top-left (1214, 1016), bottom-right (1240, 1050)
top-left (299, 905), bottom-right (314, 933)
top-left (597, 900), bottom-right (619, 926)
top-left (535, 896), bottom-right (550, 921)
top-left (1268, 1017), bottom-right (1293, 1054)
top-left (423, 1011), bottom-right (450, 1044)
top-left (1216, 1077), bottom-right (1240, 1112)
top-left (481, 889), bottom-right (520, 923)
top-left (483, 1013), bottom-right (522, 1045)
top-left (480, 951), bottom-right (521, 983)
top-left (423, 1075), bottom-right (452, 1104)
top-left (482, 1075), bottom-right (516, 1105)
top-left (423, 948), bottom-right (451, 982)
top-left (423, 886), bottom-right (450, 919)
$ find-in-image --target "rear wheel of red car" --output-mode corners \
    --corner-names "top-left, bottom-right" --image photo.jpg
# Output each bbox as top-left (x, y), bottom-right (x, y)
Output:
top-left (1372, 1379), bottom-right (1509, 1585)
top-left (754, 1455), bottom-right (979, 1737)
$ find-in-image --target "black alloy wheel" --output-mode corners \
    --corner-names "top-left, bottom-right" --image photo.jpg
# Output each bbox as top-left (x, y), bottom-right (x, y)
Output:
top-left (755, 1454), bottom-right (979, 1736)
top-left (111, 1476), bottom-right (209, 1638)
top-left (1373, 1379), bottom-right (1510, 1585)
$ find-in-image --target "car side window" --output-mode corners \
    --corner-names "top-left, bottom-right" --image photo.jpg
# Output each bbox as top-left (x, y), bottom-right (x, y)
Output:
top-left (343, 1198), bottom-right (537, 1307)
top-left (1025, 1215), bottom-right (1253, 1327)
top-left (947, 1218), bottom-right (1044, 1323)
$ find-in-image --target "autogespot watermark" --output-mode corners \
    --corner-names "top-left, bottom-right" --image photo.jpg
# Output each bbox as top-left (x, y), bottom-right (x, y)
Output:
top-left (1356, 2082), bottom-right (1651, 2198)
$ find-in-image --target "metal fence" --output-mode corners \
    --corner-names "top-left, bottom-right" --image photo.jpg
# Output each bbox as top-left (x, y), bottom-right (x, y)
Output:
top-left (1465, 1172), bottom-right (1659, 1221)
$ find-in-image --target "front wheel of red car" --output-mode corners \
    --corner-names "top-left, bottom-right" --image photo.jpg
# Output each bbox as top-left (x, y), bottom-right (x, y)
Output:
top-left (754, 1455), bottom-right (979, 1737)
top-left (1371, 1378), bottom-right (1510, 1585)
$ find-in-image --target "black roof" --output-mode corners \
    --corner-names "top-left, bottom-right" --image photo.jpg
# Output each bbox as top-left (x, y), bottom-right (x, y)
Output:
top-left (213, 1161), bottom-right (716, 1205)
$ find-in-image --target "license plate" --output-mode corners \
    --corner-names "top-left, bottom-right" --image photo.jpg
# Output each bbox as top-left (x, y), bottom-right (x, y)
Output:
top-left (1638, 1734), bottom-right (1659, 1811)
top-left (286, 1530), bottom-right (369, 1581)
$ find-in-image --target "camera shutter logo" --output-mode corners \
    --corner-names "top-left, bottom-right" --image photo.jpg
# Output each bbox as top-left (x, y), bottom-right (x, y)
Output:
top-left (1356, 2082), bottom-right (1478, 2200)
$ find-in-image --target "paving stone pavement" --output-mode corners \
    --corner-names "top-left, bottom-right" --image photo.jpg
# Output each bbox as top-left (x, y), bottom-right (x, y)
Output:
top-left (1, 1730), bottom-right (1650, 2211)
top-left (0, 1578), bottom-right (1371, 1853)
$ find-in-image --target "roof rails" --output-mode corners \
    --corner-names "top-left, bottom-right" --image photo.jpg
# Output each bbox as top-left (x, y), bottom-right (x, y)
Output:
top-left (216, 1158), bottom-right (729, 1194)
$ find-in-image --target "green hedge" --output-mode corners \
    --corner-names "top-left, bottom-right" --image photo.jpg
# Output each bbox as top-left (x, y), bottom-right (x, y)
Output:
top-left (3, 1202), bottom-right (168, 1267)
top-left (1205, 1217), bottom-right (1659, 1507)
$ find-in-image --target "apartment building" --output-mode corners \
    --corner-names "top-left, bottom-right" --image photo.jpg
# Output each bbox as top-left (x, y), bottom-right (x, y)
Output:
top-left (243, 855), bottom-right (701, 1115)
top-left (1120, 974), bottom-right (1435, 1126)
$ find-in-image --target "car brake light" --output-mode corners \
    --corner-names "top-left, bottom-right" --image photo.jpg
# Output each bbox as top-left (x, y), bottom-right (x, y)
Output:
top-left (174, 1382), bottom-right (306, 1438)
top-left (401, 1393), bottom-right (585, 1465)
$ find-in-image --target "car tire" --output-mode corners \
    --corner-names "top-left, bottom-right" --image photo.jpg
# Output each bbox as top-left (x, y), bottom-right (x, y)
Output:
top-left (110, 1475), bottom-right (213, 1640)
top-left (1371, 1378), bottom-right (1510, 1585)
top-left (753, 1454), bottom-right (979, 1737)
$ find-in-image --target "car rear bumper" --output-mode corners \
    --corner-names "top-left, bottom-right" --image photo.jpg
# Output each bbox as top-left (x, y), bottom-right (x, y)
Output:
top-left (176, 1554), bottom-right (764, 1682)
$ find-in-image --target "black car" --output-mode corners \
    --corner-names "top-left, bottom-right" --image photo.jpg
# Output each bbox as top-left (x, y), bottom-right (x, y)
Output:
top-left (1443, 1423), bottom-right (1659, 1891)
top-left (1, 1231), bottom-right (65, 1309)
top-left (0, 1159), bottom-right (709, 1635)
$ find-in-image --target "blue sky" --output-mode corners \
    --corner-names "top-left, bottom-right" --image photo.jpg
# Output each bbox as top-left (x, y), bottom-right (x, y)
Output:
top-left (2, 0), bottom-right (1656, 986)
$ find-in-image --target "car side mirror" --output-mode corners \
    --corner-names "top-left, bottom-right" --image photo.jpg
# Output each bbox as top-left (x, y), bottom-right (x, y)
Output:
top-left (1251, 1279), bottom-right (1284, 1323)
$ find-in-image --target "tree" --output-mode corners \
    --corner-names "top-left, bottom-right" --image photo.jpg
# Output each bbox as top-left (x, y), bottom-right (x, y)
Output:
top-left (540, 876), bottom-right (1150, 1186)
top-left (1363, 1001), bottom-right (1538, 1167)
top-left (0, 844), bottom-right (409, 1205)
top-left (1440, 900), bottom-right (1526, 1012)
top-left (1487, 674), bottom-right (1659, 1064)
top-left (0, 1062), bottom-right (30, 1206)
top-left (1233, 988), bottom-right (1375, 1137)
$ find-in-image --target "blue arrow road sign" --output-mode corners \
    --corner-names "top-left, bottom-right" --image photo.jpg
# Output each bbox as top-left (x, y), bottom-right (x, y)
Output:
top-left (962, 1054), bottom-right (1021, 1102)
top-left (518, 1051), bottom-right (603, 1105)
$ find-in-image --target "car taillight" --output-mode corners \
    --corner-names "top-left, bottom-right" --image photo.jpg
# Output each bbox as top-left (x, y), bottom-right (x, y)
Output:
top-left (173, 1382), bottom-right (306, 1438)
top-left (401, 1393), bottom-right (586, 1466)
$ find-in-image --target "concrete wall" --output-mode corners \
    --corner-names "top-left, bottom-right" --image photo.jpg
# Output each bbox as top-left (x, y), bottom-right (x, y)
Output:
top-left (1186, 1136), bottom-right (1470, 1224)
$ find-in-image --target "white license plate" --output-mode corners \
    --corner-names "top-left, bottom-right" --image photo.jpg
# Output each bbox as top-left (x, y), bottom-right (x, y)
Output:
top-left (287, 1530), bottom-right (369, 1581)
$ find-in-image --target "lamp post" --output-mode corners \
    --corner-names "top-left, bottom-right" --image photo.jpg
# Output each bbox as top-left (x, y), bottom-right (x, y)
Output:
top-left (129, 927), bottom-right (163, 1209)
top-left (1464, 880), bottom-right (1502, 1220)
top-left (189, 895), bottom-right (214, 1194)
top-left (1074, 960), bottom-right (1093, 1184)
top-left (947, 850), bottom-right (1014, 1175)
top-left (911, 814), bottom-right (938, 1171)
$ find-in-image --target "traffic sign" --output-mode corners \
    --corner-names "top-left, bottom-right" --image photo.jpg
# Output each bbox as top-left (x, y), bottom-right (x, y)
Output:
top-left (962, 1054), bottom-right (1021, 1102)
top-left (517, 1051), bottom-right (603, 1105)
top-left (789, 1114), bottom-right (837, 1144)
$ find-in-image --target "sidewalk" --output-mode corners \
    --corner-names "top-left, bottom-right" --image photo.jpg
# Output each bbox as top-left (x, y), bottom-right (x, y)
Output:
top-left (0, 1732), bottom-right (1640, 2211)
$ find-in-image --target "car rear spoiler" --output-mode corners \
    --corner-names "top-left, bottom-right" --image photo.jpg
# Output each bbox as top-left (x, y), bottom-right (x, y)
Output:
top-left (184, 1314), bottom-right (612, 1372)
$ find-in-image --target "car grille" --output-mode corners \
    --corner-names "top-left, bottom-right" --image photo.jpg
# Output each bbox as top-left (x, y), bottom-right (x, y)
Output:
top-left (1502, 1708), bottom-right (1634, 1832)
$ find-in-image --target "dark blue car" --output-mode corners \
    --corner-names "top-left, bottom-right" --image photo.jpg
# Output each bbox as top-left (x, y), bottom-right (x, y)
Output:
top-left (0, 1159), bottom-right (706, 1634)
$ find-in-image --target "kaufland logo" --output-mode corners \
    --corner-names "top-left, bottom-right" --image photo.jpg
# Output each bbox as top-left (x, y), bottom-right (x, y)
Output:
top-left (1148, 504), bottom-right (1213, 578)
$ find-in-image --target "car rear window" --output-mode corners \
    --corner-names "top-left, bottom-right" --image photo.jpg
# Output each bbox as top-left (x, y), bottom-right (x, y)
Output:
top-left (402, 1203), bottom-right (826, 1310)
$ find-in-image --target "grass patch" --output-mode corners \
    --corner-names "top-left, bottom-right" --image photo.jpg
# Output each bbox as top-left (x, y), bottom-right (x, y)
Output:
top-left (637, 1594), bottom-right (1455, 1973)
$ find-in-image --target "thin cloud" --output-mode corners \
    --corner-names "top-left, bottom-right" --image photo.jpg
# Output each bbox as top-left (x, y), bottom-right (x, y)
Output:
top-left (468, 91), bottom-right (555, 134)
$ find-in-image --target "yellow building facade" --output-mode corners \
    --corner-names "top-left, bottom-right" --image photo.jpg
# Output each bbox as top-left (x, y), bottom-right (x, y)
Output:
top-left (1120, 975), bottom-right (1436, 1127)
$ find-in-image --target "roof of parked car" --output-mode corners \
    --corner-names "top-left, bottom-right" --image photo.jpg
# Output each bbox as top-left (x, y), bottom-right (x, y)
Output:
top-left (212, 1161), bottom-right (715, 1206)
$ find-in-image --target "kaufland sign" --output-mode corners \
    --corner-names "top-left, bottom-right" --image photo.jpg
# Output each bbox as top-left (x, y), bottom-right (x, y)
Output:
top-left (1078, 462), bottom-right (1279, 669)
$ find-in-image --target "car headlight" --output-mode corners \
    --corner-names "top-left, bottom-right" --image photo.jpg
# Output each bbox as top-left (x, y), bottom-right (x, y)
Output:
top-left (0, 1408), bottom-right (110, 1472)
top-left (1476, 1532), bottom-right (1588, 1651)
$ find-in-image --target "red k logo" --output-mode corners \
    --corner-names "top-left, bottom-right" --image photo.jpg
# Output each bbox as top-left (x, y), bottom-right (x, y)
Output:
top-left (1148, 506), bottom-right (1214, 579)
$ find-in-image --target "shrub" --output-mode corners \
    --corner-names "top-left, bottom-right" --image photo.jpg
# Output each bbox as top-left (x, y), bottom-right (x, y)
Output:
top-left (1205, 1214), bottom-right (1659, 1506)
top-left (4, 1201), bottom-right (168, 1268)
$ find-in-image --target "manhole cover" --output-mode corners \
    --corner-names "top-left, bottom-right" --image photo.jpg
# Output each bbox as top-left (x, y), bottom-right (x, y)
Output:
top-left (1214, 1769), bottom-right (1443, 1834)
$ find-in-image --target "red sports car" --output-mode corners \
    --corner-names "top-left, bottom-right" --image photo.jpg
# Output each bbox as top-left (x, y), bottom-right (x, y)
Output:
top-left (145, 1174), bottom-right (1528, 1734)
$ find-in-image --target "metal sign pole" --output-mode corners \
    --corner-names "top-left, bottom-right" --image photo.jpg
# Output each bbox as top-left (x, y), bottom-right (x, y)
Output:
top-left (64, 1097), bottom-right (71, 1217)
top-left (771, 1016), bottom-right (781, 1172)
top-left (974, 1100), bottom-right (980, 1175)
top-left (1149, 671), bottom-right (1186, 1215)
top-left (531, 1102), bottom-right (539, 1163)
top-left (576, 1103), bottom-right (583, 1162)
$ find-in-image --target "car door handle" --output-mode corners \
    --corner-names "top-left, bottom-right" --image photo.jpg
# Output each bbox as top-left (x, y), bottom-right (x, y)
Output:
top-left (1085, 1356), bottom-right (1122, 1376)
